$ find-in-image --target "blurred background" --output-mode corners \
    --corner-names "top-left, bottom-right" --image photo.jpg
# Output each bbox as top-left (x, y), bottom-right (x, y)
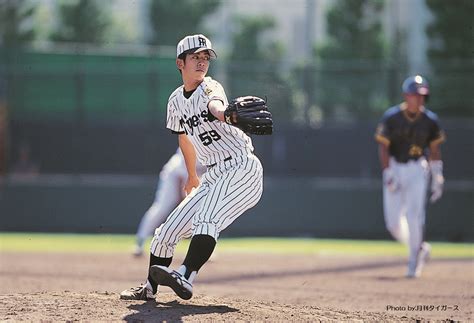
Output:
top-left (0, 0), bottom-right (472, 241)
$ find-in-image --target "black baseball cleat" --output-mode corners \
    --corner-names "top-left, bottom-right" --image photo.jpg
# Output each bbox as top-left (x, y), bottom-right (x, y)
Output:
top-left (150, 265), bottom-right (193, 300)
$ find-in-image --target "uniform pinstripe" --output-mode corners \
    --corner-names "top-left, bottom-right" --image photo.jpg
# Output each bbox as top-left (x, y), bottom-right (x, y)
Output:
top-left (150, 77), bottom-right (264, 258)
top-left (166, 77), bottom-right (253, 166)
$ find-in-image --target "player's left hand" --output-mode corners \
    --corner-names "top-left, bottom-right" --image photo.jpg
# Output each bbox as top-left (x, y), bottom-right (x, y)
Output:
top-left (430, 174), bottom-right (444, 203)
top-left (429, 160), bottom-right (444, 203)
top-left (224, 96), bottom-right (273, 135)
top-left (184, 175), bottom-right (200, 196)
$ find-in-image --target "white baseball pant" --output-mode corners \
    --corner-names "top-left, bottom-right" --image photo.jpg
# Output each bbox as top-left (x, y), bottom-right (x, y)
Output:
top-left (150, 154), bottom-right (263, 258)
top-left (383, 157), bottom-right (429, 263)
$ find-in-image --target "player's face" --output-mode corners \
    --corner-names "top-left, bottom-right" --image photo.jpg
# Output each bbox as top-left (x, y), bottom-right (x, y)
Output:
top-left (404, 94), bottom-right (425, 111)
top-left (182, 51), bottom-right (210, 81)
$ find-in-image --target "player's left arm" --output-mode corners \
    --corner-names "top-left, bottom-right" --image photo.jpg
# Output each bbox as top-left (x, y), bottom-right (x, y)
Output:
top-left (206, 81), bottom-right (272, 134)
top-left (206, 80), bottom-right (230, 123)
top-left (178, 134), bottom-right (200, 195)
top-left (208, 99), bottom-right (229, 123)
top-left (428, 141), bottom-right (445, 203)
top-left (428, 121), bottom-right (446, 203)
top-left (429, 141), bottom-right (442, 161)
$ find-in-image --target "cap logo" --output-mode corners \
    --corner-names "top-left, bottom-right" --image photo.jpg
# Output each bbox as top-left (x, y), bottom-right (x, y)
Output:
top-left (177, 34), bottom-right (217, 58)
top-left (198, 37), bottom-right (207, 47)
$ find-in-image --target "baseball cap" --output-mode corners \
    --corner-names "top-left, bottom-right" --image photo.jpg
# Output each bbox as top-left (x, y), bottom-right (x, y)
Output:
top-left (176, 34), bottom-right (217, 59)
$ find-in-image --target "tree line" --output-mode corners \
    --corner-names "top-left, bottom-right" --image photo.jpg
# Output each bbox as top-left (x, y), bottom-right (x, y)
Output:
top-left (0, 0), bottom-right (472, 120)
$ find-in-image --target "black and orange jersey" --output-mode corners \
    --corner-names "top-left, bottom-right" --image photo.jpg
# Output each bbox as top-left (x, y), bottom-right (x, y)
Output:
top-left (375, 103), bottom-right (446, 163)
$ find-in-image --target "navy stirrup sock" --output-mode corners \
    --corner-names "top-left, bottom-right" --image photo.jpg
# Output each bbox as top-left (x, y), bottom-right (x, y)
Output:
top-left (182, 234), bottom-right (216, 279)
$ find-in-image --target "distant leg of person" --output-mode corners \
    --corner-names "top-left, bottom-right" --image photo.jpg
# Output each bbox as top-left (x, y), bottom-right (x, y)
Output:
top-left (405, 163), bottom-right (430, 278)
top-left (134, 170), bottom-right (183, 256)
top-left (384, 186), bottom-right (409, 246)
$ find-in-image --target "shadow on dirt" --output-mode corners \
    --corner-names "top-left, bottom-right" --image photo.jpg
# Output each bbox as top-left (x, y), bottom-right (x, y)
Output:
top-left (123, 300), bottom-right (239, 322)
top-left (199, 258), bottom-right (472, 285)
top-left (199, 259), bottom-right (408, 284)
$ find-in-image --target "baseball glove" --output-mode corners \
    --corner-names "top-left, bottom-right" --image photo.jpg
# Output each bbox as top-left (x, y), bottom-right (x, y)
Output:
top-left (224, 96), bottom-right (273, 135)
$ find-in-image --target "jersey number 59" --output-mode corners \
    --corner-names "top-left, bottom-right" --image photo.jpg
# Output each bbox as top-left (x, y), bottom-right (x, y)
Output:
top-left (199, 130), bottom-right (221, 146)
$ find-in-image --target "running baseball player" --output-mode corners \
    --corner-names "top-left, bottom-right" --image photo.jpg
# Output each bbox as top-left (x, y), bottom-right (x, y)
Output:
top-left (375, 75), bottom-right (446, 278)
top-left (120, 34), bottom-right (272, 300)
top-left (133, 148), bottom-right (205, 257)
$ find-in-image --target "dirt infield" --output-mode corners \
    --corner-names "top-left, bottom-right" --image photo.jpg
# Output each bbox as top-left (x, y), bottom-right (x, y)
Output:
top-left (0, 251), bottom-right (472, 321)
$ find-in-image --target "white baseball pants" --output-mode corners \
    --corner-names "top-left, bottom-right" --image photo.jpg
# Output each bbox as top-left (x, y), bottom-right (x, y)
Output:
top-left (150, 154), bottom-right (263, 258)
top-left (383, 157), bottom-right (429, 262)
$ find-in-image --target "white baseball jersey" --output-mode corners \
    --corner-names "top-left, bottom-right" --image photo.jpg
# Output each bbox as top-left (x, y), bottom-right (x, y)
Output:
top-left (150, 77), bottom-right (264, 258)
top-left (166, 76), bottom-right (254, 166)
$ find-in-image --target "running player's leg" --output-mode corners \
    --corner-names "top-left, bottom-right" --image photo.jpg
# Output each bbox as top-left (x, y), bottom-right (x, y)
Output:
top-left (383, 184), bottom-right (408, 244)
top-left (405, 162), bottom-right (429, 272)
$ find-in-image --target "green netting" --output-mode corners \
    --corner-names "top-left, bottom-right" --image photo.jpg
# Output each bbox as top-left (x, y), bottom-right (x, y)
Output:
top-left (3, 49), bottom-right (180, 122)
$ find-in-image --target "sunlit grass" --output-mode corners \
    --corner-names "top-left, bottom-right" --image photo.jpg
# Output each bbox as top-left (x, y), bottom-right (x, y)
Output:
top-left (217, 238), bottom-right (474, 258)
top-left (0, 233), bottom-right (472, 258)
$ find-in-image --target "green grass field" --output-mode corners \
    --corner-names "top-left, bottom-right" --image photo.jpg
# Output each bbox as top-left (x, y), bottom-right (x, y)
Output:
top-left (0, 233), bottom-right (472, 258)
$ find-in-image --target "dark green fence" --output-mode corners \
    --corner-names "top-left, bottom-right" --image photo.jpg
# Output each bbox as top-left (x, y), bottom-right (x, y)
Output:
top-left (3, 49), bottom-right (180, 123)
top-left (0, 176), bottom-right (472, 241)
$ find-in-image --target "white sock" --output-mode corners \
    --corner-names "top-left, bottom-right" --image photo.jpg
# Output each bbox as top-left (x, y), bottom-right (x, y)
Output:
top-left (177, 265), bottom-right (197, 283)
top-left (177, 265), bottom-right (186, 276)
top-left (187, 271), bottom-right (197, 284)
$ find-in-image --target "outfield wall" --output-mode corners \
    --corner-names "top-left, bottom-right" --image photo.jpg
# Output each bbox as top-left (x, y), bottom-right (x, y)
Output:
top-left (1, 176), bottom-right (472, 242)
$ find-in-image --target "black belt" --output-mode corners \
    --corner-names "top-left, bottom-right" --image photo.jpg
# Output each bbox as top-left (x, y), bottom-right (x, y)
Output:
top-left (207, 156), bottom-right (232, 168)
top-left (395, 156), bottom-right (423, 163)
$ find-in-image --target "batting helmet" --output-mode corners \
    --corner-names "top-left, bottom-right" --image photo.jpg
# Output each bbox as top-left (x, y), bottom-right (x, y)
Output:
top-left (402, 75), bottom-right (430, 96)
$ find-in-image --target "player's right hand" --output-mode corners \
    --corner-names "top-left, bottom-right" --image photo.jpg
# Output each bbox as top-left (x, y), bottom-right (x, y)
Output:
top-left (383, 167), bottom-right (400, 192)
top-left (184, 175), bottom-right (200, 195)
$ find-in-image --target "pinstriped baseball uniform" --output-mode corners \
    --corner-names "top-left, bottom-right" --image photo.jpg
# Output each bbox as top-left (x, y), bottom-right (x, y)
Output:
top-left (150, 77), bottom-right (264, 258)
top-left (166, 77), bottom-right (254, 166)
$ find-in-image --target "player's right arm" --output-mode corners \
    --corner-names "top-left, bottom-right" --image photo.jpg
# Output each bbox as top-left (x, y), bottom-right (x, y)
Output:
top-left (374, 117), bottom-right (391, 170)
top-left (166, 90), bottom-right (199, 195)
top-left (378, 143), bottom-right (390, 170)
top-left (378, 141), bottom-right (400, 191)
top-left (178, 133), bottom-right (200, 195)
top-left (375, 110), bottom-right (399, 192)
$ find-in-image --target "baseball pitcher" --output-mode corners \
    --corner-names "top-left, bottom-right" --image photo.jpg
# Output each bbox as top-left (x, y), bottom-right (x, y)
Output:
top-left (121, 34), bottom-right (272, 301)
